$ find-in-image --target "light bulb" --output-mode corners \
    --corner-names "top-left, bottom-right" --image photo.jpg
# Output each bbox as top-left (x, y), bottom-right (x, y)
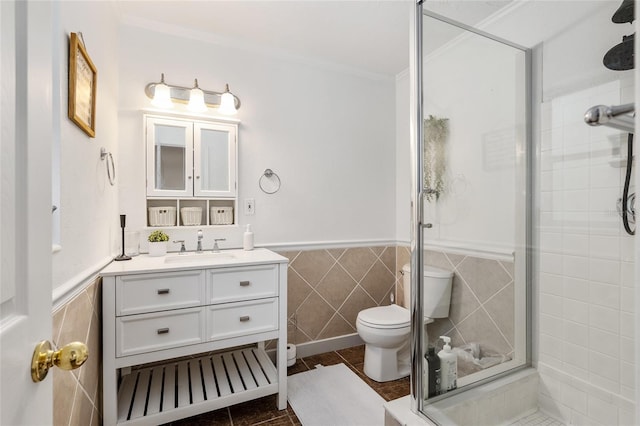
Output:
top-left (218, 84), bottom-right (237, 115)
top-left (188, 79), bottom-right (207, 112)
top-left (150, 74), bottom-right (173, 109)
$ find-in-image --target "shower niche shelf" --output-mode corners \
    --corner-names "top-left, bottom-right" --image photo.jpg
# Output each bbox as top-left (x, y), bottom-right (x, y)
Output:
top-left (146, 199), bottom-right (236, 227)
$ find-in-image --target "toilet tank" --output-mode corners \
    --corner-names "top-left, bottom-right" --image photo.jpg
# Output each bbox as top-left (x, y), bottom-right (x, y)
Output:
top-left (402, 263), bottom-right (453, 319)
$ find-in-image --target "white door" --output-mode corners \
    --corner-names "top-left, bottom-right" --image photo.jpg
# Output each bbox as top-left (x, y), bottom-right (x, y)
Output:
top-left (1, 1), bottom-right (54, 424)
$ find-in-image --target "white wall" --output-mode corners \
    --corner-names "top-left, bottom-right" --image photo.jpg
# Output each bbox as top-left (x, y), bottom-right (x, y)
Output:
top-left (52, 1), bottom-right (120, 294)
top-left (118, 24), bottom-right (397, 251)
top-left (395, 16), bottom-right (524, 252)
top-left (422, 28), bottom-right (524, 251)
top-left (395, 70), bottom-right (410, 244)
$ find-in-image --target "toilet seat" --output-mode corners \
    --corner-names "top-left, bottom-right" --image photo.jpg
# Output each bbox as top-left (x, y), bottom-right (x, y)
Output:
top-left (357, 305), bottom-right (410, 329)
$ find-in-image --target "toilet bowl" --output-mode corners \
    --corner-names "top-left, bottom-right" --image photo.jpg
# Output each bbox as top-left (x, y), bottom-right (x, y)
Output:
top-left (356, 304), bottom-right (411, 382)
top-left (356, 264), bottom-right (453, 382)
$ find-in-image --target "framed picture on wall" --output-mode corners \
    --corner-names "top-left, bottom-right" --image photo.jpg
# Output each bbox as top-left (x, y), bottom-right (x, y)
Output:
top-left (68, 32), bottom-right (97, 137)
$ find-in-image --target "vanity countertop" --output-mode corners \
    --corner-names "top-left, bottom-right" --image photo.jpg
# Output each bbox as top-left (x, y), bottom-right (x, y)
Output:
top-left (100, 248), bottom-right (287, 276)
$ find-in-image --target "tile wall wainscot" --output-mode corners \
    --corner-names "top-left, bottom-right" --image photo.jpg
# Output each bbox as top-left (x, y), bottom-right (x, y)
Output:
top-left (276, 246), bottom-right (399, 346)
top-left (52, 277), bottom-right (103, 426)
top-left (48, 245), bottom-right (514, 424)
top-left (396, 246), bottom-right (515, 378)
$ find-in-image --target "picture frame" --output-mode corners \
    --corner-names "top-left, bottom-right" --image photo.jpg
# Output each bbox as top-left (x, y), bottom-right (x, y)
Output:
top-left (68, 32), bottom-right (97, 137)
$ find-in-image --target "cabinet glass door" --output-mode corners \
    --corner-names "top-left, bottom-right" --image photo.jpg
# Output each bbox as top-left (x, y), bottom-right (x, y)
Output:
top-left (194, 122), bottom-right (237, 198)
top-left (146, 117), bottom-right (193, 197)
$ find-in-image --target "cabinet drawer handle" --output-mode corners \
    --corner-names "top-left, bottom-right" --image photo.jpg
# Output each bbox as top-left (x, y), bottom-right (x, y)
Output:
top-left (239, 281), bottom-right (250, 287)
top-left (157, 328), bottom-right (170, 335)
top-left (157, 289), bottom-right (170, 295)
top-left (239, 316), bottom-right (250, 322)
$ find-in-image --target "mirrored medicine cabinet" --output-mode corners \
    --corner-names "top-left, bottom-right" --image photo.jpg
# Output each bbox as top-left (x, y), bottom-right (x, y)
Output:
top-left (144, 113), bottom-right (239, 228)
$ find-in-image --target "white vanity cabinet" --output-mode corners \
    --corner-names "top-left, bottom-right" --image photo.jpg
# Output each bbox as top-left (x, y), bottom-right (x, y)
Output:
top-left (101, 249), bottom-right (288, 426)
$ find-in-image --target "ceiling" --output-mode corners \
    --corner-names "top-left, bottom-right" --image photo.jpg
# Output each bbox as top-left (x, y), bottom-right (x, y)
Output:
top-left (116, 1), bottom-right (512, 78)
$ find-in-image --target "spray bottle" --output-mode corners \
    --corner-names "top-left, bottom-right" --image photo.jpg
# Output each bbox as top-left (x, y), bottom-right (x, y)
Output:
top-left (437, 336), bottom-right (457, 392)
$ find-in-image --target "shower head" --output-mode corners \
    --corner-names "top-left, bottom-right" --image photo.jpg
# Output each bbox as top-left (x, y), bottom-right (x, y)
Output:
top-left (612, 0), bottom-right (635, 24)
top-left (603, 33), bottom-right (635, 71)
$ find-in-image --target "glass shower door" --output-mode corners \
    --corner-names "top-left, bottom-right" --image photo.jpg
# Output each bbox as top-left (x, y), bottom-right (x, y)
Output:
top-left (412, 8), bottom-right (531, 418)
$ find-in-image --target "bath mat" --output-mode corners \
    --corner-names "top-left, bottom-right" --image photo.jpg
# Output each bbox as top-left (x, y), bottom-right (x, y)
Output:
top-left (288, 363), bottom-right (386, 426)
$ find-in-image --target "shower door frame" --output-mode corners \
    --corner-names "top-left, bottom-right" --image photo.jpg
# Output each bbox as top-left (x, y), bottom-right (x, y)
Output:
top-left (409, 1), bottom-right (534, 418)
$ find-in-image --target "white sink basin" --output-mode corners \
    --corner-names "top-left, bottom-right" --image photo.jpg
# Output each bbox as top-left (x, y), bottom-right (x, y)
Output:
top-left (164, 251), bottom-right (236, 263)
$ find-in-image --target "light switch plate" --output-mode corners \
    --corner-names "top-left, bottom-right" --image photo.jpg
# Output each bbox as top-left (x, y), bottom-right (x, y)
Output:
top-left (245, 198), bottom-right (255, 215)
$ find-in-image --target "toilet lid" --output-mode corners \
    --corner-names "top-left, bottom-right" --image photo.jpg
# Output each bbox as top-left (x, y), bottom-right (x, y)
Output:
top-left (357, 305), bottom-right (410, 328)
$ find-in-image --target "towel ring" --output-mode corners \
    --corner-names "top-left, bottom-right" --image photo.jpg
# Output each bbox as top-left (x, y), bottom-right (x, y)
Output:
top-left (100, 147), bottom-right (116, 186)
top-left (259, 169), bottom-right (281, 194)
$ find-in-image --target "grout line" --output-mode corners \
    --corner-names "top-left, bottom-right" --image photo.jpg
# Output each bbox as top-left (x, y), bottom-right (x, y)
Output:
top-left (53, 305), bottom-right (68, 347)
top-left (65, 377), bottom-right (80, 426)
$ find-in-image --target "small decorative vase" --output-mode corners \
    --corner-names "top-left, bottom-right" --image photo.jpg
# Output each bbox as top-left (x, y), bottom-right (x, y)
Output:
top-left (148, 241), bottom-right (167, 257)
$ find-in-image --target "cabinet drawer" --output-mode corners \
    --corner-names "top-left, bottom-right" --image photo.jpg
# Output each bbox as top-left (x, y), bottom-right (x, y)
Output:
top-left (116, 270), bottom-right (205, 316)
top-left (206, 264), bottom-right (278, 304)
top-left (116, 307), bottom-right (204, 357)
top-left (207, 298), bottom-right (278, 341)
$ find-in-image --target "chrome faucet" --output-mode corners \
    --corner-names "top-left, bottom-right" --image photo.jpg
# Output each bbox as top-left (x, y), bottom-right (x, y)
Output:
top-left (173, 240), bottom-right (186, 254)
top-left (213, 238), bottom-right (226, 253)
top-left (196, 229), bottom-right (203, 252)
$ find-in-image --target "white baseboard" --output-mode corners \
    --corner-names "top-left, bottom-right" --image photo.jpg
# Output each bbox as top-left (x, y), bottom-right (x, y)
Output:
top-left (295, 333), bottom-right (364, 358)
top-left (266, 333), bottom-right (364, 362)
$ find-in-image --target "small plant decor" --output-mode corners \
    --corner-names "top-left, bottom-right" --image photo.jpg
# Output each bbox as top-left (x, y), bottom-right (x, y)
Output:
top-left (423, 115), bottom-right (449, 202)
top-left (148, 230), bottom-right (169, 242)
top-left (148, 230), bottom-right (169, 257)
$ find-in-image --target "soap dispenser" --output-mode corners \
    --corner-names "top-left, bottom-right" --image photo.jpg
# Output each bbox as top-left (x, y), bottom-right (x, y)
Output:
top-left (243, 224), bottom-right (254, 251)
top-left (437, 336), bottom-right (457, 393)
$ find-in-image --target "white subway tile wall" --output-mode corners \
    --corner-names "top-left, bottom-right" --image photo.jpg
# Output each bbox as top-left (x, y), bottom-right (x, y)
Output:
top-left (537, 79), bottom-right (635, 424)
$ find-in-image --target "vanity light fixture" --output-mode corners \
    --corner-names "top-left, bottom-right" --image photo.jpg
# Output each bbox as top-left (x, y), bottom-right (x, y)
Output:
top-left (145, 74), bottom-right (241, 115)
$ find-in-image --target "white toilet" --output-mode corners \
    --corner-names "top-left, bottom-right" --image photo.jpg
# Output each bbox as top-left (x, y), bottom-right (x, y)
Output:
top-left (356, 263), bottom-right (453, 382)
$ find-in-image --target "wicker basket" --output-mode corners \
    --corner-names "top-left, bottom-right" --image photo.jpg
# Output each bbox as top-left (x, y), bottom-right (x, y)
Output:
top-left (180, 207), bottom-right (202, 226)
top-left (148, 207), bottom-right (176, 227)
top-left (210, 207), bottom-right (233, 225)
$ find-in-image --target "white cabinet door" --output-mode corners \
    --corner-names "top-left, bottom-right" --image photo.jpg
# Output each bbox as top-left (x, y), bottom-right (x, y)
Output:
top-left (193, 121), bottom-right (237, 198)
top-left (146, 117), bottom-right (194, 197)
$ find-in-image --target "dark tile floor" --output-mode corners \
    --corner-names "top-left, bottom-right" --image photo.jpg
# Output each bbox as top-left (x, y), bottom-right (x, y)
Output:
top-left (169, 345), bottom-right (410, 426)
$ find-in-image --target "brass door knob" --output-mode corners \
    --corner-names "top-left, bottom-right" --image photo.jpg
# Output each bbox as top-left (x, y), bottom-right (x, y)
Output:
top-left (31, 340), bottom-right (89, 382)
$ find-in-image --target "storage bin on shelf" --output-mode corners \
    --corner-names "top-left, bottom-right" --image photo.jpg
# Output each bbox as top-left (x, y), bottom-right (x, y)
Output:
top-left (180, 207), bottom-right (202, 226)
top-left (211, 207), bottom-right (233, 225)
top-left (148, 206), bottom-right (176, 227)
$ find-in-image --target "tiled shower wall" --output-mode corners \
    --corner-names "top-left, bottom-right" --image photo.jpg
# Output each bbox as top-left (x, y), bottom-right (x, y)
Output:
top-left (537, 80), bottom-right (635, 424)
top-left (52, 277), bottom-right (103, 426)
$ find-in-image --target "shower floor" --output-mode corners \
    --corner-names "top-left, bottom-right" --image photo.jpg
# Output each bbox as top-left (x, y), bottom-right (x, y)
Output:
top-left (510, 410), bottom-right (565, 426)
